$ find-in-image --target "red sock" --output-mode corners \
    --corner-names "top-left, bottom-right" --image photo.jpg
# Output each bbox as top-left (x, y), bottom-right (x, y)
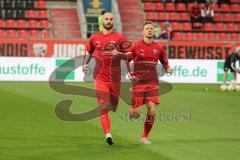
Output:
top-left (99, 109), bottom-right (110, 134)
top-left (142, 113), bottom-right (155, 138)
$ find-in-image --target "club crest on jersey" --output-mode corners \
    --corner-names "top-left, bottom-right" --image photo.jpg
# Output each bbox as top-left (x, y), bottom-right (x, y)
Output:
top-left (153, 49), bottom-right (159, 55)
top-left (139, 49), bottom-right (145, 57)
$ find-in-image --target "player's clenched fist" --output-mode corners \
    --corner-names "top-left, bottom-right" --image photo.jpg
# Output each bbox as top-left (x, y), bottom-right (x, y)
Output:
top-left (82, 64), bottom-right (88, 73)
top-left (237, 69), bottom-right (240, 74)
top-left (166, 67), bottom-right (173, 74)
top-left (111, 49), bottom-right (119, 56)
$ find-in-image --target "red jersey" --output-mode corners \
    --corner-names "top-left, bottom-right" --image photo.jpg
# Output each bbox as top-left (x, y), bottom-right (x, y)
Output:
top-left (87, 31), bottom-right (126, 82)
top-left (190, 6), bottom-right (201, 18)
top-left (129, 40), bottom-right (169, 86)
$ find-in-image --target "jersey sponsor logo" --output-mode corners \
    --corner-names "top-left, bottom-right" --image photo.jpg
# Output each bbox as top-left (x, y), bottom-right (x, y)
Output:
top-left (103, 41), bottom-right (116, 54)
top-left (102, 40), bottom-right (132, 55)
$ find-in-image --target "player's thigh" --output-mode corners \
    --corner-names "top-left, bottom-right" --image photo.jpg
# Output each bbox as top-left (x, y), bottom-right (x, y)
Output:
top-left (95, 81), bottom-right (111, 106)
top-left (109, 82), bottom-right (120, 107)
top-left (224, 61), bottom-right (230, 72)
top-left (145, 85), bottom-right (160, 113)
top-left (131, 86), bottom-right (145, 109)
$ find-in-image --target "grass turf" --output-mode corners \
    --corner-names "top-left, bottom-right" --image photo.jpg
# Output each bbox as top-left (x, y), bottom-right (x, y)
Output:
top-left (0, 82), bottom-right (239, 160)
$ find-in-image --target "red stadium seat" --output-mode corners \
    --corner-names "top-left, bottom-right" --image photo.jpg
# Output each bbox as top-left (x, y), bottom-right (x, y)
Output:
top-left (173, 32), bottom-right (184, 40)
top-left (226, 23), bottom-right (237, 32)
top-left (214, 13), bottom-right (222, 22)
top-left (28, 20), bottom-right (38, 28)
top-left (26, 10), bottom-right (37, 19)
top-left (187, 3), bottom-right (194, 11)
top-left (218, 33), bottom-right (228, 40)
top-left (144, 2), bottom-right (154, 11)
top-left (0, 20), bottom-right (4, 28)
top-left (230, 0), bottom-right (238, 3)
top-left (179, 13), bottom-right (189, 21)
top-left (29, 30), bottom-right (40, 38)
top-left (211, 4), bottom-right (219, 12)
top-left (207, 33), bottom-right (217, 40)
top-left (166, 3), bottom-right (175, 11)
top-left (168, 12), bottom-right (178, 21)
top-left (185, 33), bottom-right (195, 40)
top-left (0, 30), bottom-right (5, 37)
top-left (196, 33), bottom-right (206, 40)
top-left (5, 20), bottom-right (15, 28)
top-left (222, 14), bottom-right (233, 22)
top-left (7, 30), bottom-right (17, 38)
top-left (41, 30), bottom-right (51, 39)
top-left (39, 10), bottom-right (48, 19)
top-left (171, 22), bottom-right (181, 30)
top-left (192, 22), bottom-right (203, 30)
top-left (182, 22), bottom-right (191, 31)
top-left (200, 3), bottom-right (205, 9)
top-left (155, 3), bottom-right (164, 11)
top-left (176, 3), bottom-right (186, 11)
top-left (146, 12), bottom-right (157, 21)
top-left (230, 33), bottom-right (239, 40)
top-left (157, 12), bottom-right (168, 21)
top-left (215, 23), bottom-right (225, 31)
top-left (36, 1), bottom-right (47, 9)
top-left (39, 20), bottom-right (49, 28)
top-left (204, 23), bottom-right (214, 31)
top-left (220, 4), bottom-right (230, 12)
top-left (16, 20), bottom-right (26, 28)
top-left (238, 24), bottom-right (240, 31)
top-left (234, 14), bottom-right (240, 22)
top-left (231, 4), bottom-right (240, 13)
top-left (18, 30), bottom-right (28, 38)
top-left (159, 22), bottom-right (165, 29)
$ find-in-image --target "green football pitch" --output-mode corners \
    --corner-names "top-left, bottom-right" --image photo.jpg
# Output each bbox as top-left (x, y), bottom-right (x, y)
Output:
top-left (0, 82), bottom-right (239, 160)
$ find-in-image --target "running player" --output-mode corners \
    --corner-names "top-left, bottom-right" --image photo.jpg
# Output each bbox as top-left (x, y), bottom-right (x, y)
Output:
top-left (82, 12), bottom-right (130, 145)
top-left (126, 21), bottom-right (172, 144)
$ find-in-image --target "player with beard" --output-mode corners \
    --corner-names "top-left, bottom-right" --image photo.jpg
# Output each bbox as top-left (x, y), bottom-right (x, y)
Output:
top-left (82, 12), bottom-right (131, 145)
top-left (126, 21), bottom-right (172, 144)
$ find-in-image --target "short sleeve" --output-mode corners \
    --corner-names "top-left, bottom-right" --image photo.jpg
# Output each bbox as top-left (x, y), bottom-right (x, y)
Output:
top-left (87, 35), bottom-right (95, 55)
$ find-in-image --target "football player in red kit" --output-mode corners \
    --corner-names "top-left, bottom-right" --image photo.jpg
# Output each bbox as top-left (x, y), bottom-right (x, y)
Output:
top-left (127, 21), bottom-right (172, 144)
top-left (82, 12), bottom-right (130, 145)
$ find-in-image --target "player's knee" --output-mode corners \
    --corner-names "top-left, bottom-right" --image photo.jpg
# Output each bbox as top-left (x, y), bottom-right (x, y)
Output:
top-left (99, 102), bottom-right (111, 114)
top-left (146, 102), bottom-right (156, 114)
top-left (102, 102), bottom-right (111, 109)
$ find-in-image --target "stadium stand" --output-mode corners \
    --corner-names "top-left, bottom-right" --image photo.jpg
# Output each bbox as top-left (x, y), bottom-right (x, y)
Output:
top-left (118, 0), bottom-right (144, 39)
top-left (0, 0), bottom-right (50, 38)
top-left (0, 0), bottom-right (81, 39)
top-left (142, 0), bottom-right (240, 41)
top-left (50, 8), bottom-right (81, 39)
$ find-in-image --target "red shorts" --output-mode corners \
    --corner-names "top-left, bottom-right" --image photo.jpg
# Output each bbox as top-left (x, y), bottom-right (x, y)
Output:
top-left (95, 80), bottom-right (120, 107)
top-left (131, 85), bottom-right (160, 108)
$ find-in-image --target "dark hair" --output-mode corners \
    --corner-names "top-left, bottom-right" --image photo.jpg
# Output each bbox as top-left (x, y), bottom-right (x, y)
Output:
top-left (101, 10), bottom-right (106, 15)
top-left (142, 21), bottom-right (154, 29)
